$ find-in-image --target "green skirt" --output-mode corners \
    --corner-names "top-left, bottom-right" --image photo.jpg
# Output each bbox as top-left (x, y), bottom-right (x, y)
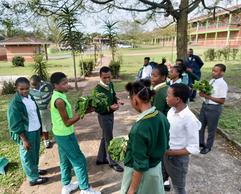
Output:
top-left (120, 162), bottom-right (164, 194)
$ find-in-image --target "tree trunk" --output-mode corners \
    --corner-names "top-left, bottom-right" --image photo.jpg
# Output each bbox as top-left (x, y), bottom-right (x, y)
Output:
top-left (71, 49), bottom-right (78, 90)
top-left (176, 0), bottom-right (188, 59)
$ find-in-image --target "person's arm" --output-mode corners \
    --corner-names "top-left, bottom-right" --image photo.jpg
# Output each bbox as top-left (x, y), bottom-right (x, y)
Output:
top-left (199, 92), bottom-right (226, 104)
top-left (19, 132), bottom-right (30, 151)
top-left (165, 148), bottom-right (189, 156)
top-left (55, 99), bottom-right (80, 126)
top-left (127, 171), bottom-right (143, 194)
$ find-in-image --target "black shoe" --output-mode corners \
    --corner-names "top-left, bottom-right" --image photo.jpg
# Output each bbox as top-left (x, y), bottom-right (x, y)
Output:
top-left (110, 164), bottom-right (124, 172)
top-left (38, 169), bottom-right (47, 175)
top-left (164, 184), bottom-right (171, 191)
top-left (200, 147), bottom-right (211, 154)
top-left (96, 160), bottom-right (109, 165)
top-left (29, 177), bottom-right (48, 186)
top-left (190, 98), bottom-right (195, 102)
top-left (199, 143), bottom-right (205, 148)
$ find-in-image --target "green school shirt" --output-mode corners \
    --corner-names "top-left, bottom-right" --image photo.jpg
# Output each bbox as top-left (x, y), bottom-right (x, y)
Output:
top-left (124, 107), bottom-right (170, 172)
top-left (151, 82), bottom-right (170, 116)
top-left (7, 92), bottom-right (42, 144)
top-left (51, 91), bottom-right (74, 136)
top-left (94, 82), bottom-right (118, 114)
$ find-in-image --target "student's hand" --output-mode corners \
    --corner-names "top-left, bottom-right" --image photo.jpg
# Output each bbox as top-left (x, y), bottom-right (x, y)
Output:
top-left (110, 104), bottom-right (119, 111)
top-left (23, 140), bottom-right (31, 151)
top-left (199, 92), bottom-right (209, 98)
top-left (117, 100), bottom-right (124, 106)
top-left (186, 68), bottom-right (193, 73)
top-left (86, 107), bottom-right (95, 114)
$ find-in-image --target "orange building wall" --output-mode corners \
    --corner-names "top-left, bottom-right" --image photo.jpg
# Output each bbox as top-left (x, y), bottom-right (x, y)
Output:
top-left (0, 47), bottom-right (7, 60)
top-left (5, 45), bottom-right (41, 62)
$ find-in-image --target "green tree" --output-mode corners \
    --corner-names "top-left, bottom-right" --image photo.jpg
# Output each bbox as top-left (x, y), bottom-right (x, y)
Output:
top-left (33, 54), bottom-right (48, 81)
top-left (104, 20), bottom-right (118, 61)
top-left (56, 6), bottom-right (83, 89)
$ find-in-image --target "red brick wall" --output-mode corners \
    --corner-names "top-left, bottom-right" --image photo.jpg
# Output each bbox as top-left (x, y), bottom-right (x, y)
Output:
top-left (6, 45), bottom-right (41, 62)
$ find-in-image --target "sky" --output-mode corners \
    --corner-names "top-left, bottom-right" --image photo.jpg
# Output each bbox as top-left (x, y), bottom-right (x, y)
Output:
top-left (78, 0), bottom-right (241, 33)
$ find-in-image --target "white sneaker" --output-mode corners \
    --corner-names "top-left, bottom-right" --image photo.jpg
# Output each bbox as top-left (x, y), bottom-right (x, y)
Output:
top-left (80, 187), bottom-right (101, 194)
top-left (61, 181), bottom-right (79, 194)
top-left (164, 180), bottom-right (170, 186)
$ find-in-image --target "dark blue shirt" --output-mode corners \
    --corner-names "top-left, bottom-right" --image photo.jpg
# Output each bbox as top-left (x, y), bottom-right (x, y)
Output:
top-left (185, 55), bottom-right (204, 83)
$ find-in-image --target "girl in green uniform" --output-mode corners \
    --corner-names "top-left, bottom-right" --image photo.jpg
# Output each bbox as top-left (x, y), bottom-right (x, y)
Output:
top-left (151, 64), bottom-right (170, 116)
top-left (121, 79), bottom-right (170, 194)
top-left (7, 77), bottom-right (48, 186)
top-left (50, 72), bottom-right (100, 194)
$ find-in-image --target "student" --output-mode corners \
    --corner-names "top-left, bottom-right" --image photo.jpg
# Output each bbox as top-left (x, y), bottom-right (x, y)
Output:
top-left (94, 66), bottom-right (124, 172)
top-left (199, 64), bottom-right (228, 154)
top-left (30, 75), bottom-right (53, 149)
top-left (151, 64), bottom-right (170, 116)
top-left (164, 83), bottom-right (201, 194)
top-left (50, 72), bottom-right (100, 194)
top-left (169, 65), bottom-right (183, 85)
top-left (136, 57), bottom-right (153, 80)
top-left (175, 59), bottom-right (189, 85)
top-left (121, 79), bottom-right (169, 194)
top-left (7, 77), bottom-right (48, 186)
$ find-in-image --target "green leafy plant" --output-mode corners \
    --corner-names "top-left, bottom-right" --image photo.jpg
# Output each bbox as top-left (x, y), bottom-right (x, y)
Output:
top-left (12, 56), bottom-right (25, 67)
top-left (193, 80), bottom-right (213, 95)
top-left (1, 81), bottom-right (15, 95)
top-left (80, 59), bottom-right (94, 77)
top-left (231, 48), bottom-right (239, 60)
top-left (75, 91), bottom-right (108, 118)
top-left (108, 137), bottom-right (128, 162)
top-left (33, 54), bottom-right (48, 81)
top-left (109, 60), bottom-right (121, 79)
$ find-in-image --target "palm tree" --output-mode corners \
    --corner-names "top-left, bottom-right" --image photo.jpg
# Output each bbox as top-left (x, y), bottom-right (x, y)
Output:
top-left (103, 20), bottom-right (118, 61)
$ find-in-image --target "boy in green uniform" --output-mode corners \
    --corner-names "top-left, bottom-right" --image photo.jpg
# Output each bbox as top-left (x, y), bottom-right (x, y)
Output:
top-left (7, 77), bottom-right (48, 186)
top-left (30, 75), bottom-right (53, 148)
top-left (151, 64), bottom-right (170, 116)
top-left (121, 79), bottom-right (170, 194)
top-left (94, 66), bottom-right (124, 172)
top-left (50, 72), bottom-right (100, 194)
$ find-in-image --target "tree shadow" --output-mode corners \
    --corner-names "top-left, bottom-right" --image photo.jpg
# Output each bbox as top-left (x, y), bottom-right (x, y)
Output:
top-left (45, 166), bottom-right (60, 174)
top-left (101, 182), bottom-right (122, 194)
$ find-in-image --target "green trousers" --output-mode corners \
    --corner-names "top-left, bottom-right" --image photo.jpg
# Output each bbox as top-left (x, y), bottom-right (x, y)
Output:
top-left (55, 133), bottom-right (89, 190)
top-left (19, 130), bottom-right (40, 182)
top-left (120, 162), bottom-right (164, 194)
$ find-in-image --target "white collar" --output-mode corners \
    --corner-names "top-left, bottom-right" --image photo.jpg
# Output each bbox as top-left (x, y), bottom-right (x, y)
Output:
top-left (99, 80), bottom-right (109, 88)
top-left (153, 82), bottom-right (166, 90)
top-left (136, 106), bottom-right (156, 122)
top-left (171, 106), bottom-right (189, 118)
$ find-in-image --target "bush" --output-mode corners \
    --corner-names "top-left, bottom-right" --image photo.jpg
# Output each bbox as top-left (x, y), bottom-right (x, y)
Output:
top-left (204, 49), bottom-right (215, 61)
top-left (221, 48), bottom-right (230, 60)
top-left (80, 59), bottom-right (94, 77)
top-left (231, 49), bottom-right (239, 60)
top-left (215, 49), bottom-right (222, 60)
top-left (33, 54), bottom-right (48, 81)
top-left (12, 56), bottom-right (25, 67)
top-left (1, 81), bottom-right (15, 95)
top-left (109, 60), bottom-right (121, 79)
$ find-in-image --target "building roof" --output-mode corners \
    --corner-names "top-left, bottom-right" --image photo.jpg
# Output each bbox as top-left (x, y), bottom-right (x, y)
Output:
top-left (189, 4), bottom-right (241, 23)
top-left (0, 37), bottom-right (50, 46)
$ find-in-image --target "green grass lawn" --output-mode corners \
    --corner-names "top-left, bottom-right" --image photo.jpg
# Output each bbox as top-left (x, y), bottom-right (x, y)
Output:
top-left (0, 90), bottom-right (82, 194)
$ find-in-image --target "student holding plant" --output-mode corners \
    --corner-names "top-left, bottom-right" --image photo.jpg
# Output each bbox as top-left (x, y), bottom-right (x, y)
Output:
top-left (121, 79), bottom-right (169, 194)
top-left (199, 64), bottom-right (228, 154)
top-left (94, 66), bottom-right (124, 172)
top-left (50, 72), bottom-right (100, 194)
top-left (7, 77), bottom-right (48, 186)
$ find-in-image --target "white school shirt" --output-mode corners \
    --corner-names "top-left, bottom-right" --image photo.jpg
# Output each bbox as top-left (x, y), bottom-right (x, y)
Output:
top-left (167, 106), bottom-right (201, 155)
top-left (206, 77), bottom-right (228, 105)
top-left (169, 78), bottom-right (182, 85)
top-left (22, 95), bottom-right (41, 132)
top-left (141, 65), bottom-right (152, 79)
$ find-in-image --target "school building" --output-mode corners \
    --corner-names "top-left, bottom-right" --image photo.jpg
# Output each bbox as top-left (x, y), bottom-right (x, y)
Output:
top-left (0, 37), bottom-right (50, 62)
top-left (153, 4), bottom-right (241, 48)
